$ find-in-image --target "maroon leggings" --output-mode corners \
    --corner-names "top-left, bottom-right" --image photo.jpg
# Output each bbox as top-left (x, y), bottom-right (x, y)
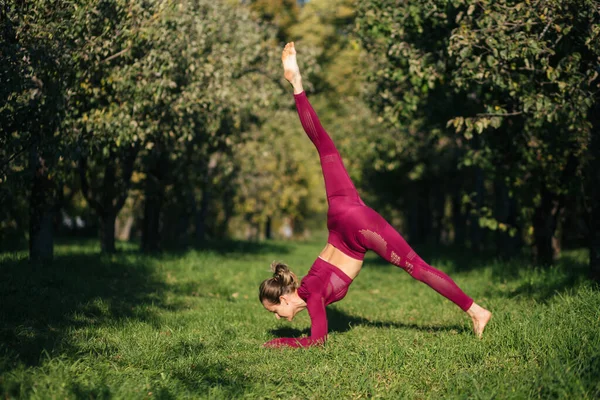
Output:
top-left (294, 91), bottom-right (473, 311)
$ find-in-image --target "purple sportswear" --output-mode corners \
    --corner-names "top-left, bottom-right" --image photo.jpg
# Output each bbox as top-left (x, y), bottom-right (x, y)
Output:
top-left (264, 92), bottom-right (473, 348)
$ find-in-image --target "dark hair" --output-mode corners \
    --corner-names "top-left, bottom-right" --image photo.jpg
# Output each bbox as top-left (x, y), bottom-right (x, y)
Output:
top-left (258, 262), bottom-right (299, 304)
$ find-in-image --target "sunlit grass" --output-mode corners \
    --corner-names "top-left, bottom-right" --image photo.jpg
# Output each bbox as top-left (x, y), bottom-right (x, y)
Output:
top-left (1, 239), bottom-right (598, 399)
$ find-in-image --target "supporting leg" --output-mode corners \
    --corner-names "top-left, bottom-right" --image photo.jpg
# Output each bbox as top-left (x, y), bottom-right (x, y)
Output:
top-left (357, 210), bottom-right (492, 337)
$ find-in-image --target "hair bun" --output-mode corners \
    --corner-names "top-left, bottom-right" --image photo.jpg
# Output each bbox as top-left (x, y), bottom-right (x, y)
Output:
top-left (259, 262), bottom-right (300, 304)
top-left (270, 261), bottom-right (298, 288)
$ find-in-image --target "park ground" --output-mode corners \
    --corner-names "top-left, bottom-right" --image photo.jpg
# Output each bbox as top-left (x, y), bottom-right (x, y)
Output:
top-left (0, 238), bottom-right (599, 399)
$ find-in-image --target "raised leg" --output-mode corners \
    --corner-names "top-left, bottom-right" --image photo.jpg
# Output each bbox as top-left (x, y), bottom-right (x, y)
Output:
top-left (283, 42), bottom-right (363, 204)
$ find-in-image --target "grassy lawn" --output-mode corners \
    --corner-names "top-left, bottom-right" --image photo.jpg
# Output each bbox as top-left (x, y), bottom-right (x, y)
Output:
top-left (1, 238), bottom-right (599, 399)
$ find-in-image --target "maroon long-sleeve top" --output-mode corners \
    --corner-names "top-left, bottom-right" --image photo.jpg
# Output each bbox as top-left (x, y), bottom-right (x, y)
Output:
top-left (264, 257), bottom-right (353, 348)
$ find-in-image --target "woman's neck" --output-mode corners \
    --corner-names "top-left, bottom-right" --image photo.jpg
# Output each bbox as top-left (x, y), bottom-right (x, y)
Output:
top-left (290, 290), bottom-right (307, 314)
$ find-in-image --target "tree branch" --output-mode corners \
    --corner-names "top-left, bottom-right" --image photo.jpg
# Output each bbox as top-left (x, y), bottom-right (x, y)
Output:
top-left (112, 144), bottom-right (139, 213)
top-left (476, 111), bottom-right (523, 117)
top-left (539, 19), bottom-right (553, 40)
top-left (101, 46), bottom-right (132, 64)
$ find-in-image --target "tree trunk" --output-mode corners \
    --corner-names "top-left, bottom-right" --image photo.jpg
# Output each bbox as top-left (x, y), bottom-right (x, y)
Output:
top-left (532, 187), bottom-right (562, 266)
top-left (407, 189), bottom-right (420, 243)
top-left (494, 179), bottom-right (508, 257)
top-left (589, 102), bottom-right (600, 281)
top-left (79, 145), bottom-right (138, 254)
top-left (29, 147), bottom-right (54, 262)
top-left (452, 189), bottom-right (466, 246)
top-left (494, 179), bottom-right (522, 259)
top-left (591, 202), bottom-right (600, 280)
top-left (432, 186), bottom-right (445, 245)
top-left (142, 174), bottom-right (163, 252)
top-left (100, 211), bottom-right (117, 253)
top-left (116, 215), bottom-right (134, 241)
top-left (195, 155), bottom-right (219, 243)
top-left (216, 187), bottom-right (235, 239)
top-left (195, 184), bottom-right (210, 243)
top-left (469, 167), bottom-right (484, 252)
top-left (176, 213), bottom-right (190, 243)
top-left (408, 184), bottom-right (431, 245)
top-left (507, 191), bottom-right (522, 256)
top-left (99, 163), bottom-right (117, 253)
top-left (265, 216), bottom-right (272, 240)
top-left (420, 186), bottom-right (432, 244)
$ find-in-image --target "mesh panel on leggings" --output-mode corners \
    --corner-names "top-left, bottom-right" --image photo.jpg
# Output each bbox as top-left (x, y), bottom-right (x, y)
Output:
top-left (359, 229), bottom-right (387, 256)
top-left (390, 251), bottom-right (402, 266)
top-left (301, 110), bottom-right (320, 146)
top-left (330, 273), bottom-right (347, 296)
top-left (324, 273), bottom-right (347, 300)
top-left (404, 261), bottom-right (414, 274)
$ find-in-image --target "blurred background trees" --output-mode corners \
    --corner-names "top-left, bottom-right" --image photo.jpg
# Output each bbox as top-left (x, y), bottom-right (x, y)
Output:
top-left (1, 0), bottom-right (598, 275)
top-left (355, 0), bottom-right (599, 274)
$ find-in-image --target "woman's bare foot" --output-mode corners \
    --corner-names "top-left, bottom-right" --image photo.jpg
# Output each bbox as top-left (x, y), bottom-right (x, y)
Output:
top-left (282, 42), bottom-right (303, 94)
top-left (467, 303), bottom-right (492, 338)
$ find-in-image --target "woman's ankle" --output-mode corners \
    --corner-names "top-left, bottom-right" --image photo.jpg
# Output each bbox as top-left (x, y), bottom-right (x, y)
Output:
top-left (292, 78), bottom-right (304, 94)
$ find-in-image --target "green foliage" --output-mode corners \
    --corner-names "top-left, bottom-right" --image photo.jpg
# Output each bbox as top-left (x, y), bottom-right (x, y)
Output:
top-left (1, 0), bottom-right (76, 248)
top-left (356, 0), bottom-right (599, 256)
top-left (447, 0), bottom-right (598, 194)
top-left (1, 241), bottom-right (598, 398)
top-left (290, 0), bottom-right (363, 95)
top-left (3, 0), bottom-right (597, 257)
top-left (234, 109), bottom-right (325, 227)
top-left (66, 0), bottom-right (280, 172)
top-left (232, 0), bottom-right (373, 236)
top-left (2, 0), bottom-right (290, 248)
top-left (282, 0), bottom-right (384, 209)
top-left (246, 0), bottom-right (300, 42)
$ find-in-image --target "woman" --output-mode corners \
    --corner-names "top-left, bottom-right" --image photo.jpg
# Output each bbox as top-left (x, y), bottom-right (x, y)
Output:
top-left (259, 42), bottom-right (491, 348)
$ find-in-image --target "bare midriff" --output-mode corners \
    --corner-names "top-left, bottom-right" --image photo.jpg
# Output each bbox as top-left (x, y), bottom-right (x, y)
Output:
top-left (318, 243), bottom-right (363, 280)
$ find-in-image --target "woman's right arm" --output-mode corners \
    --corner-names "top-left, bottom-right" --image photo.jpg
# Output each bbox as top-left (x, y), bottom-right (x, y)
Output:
top-left (264, 295), bottom-right (328, 348)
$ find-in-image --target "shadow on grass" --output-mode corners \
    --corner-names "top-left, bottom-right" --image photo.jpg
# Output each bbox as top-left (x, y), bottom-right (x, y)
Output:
top-left (170, 358), bottom-right (250, 398)
top-left (53, 237), bottom-right (293, 259)
top-left (67, 346), bottom-right (251, 400)
top-left (0, 252), bottom-right (169, 370)
top-left (493, 250), bottom-right (594, 302)
top-left (269, 307), bottom-right (466, 339)
top-left (326, 307), bottom-right (466, 334)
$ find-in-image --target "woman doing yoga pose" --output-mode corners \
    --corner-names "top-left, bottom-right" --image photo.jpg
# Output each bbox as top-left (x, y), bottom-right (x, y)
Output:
top-left (259, 42), bottom-right (492, 348)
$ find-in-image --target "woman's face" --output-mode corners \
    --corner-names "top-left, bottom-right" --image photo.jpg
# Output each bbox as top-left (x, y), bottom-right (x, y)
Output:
top-left (262, 297), bottom-right (296, 321)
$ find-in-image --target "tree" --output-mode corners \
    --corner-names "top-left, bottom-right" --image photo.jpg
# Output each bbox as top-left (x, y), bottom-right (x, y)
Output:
top-left (356, 0), bottom-right (599, 264)
top-left (356, 0), bottom-right (486, 248)
top-left (1, 0), bottom-right (75, 260)
top-left (246, 0), bottom-right (300, 43)
top-left (132, 0), bottom-right (281, 250)
top-left (234, 109), bottom-right (324, 240)
top-left (63, 0), bottom-right (159, 253)
top-left (588, 108), bottom-right (600, 280)
top-left (447, 0), bottom-right (598, 264)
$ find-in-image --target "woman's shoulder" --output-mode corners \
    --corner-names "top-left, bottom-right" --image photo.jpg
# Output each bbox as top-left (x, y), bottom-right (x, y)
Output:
top-left (298, 274), bottom-right (325, 300)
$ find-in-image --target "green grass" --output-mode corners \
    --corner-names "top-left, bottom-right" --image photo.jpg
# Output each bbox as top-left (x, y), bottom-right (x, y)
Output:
top-left (1, 238), bottom-right (599, 399)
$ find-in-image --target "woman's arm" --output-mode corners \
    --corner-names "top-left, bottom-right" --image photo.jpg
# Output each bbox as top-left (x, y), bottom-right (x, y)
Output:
top-left (264, 295), bottom-right (328, 348)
